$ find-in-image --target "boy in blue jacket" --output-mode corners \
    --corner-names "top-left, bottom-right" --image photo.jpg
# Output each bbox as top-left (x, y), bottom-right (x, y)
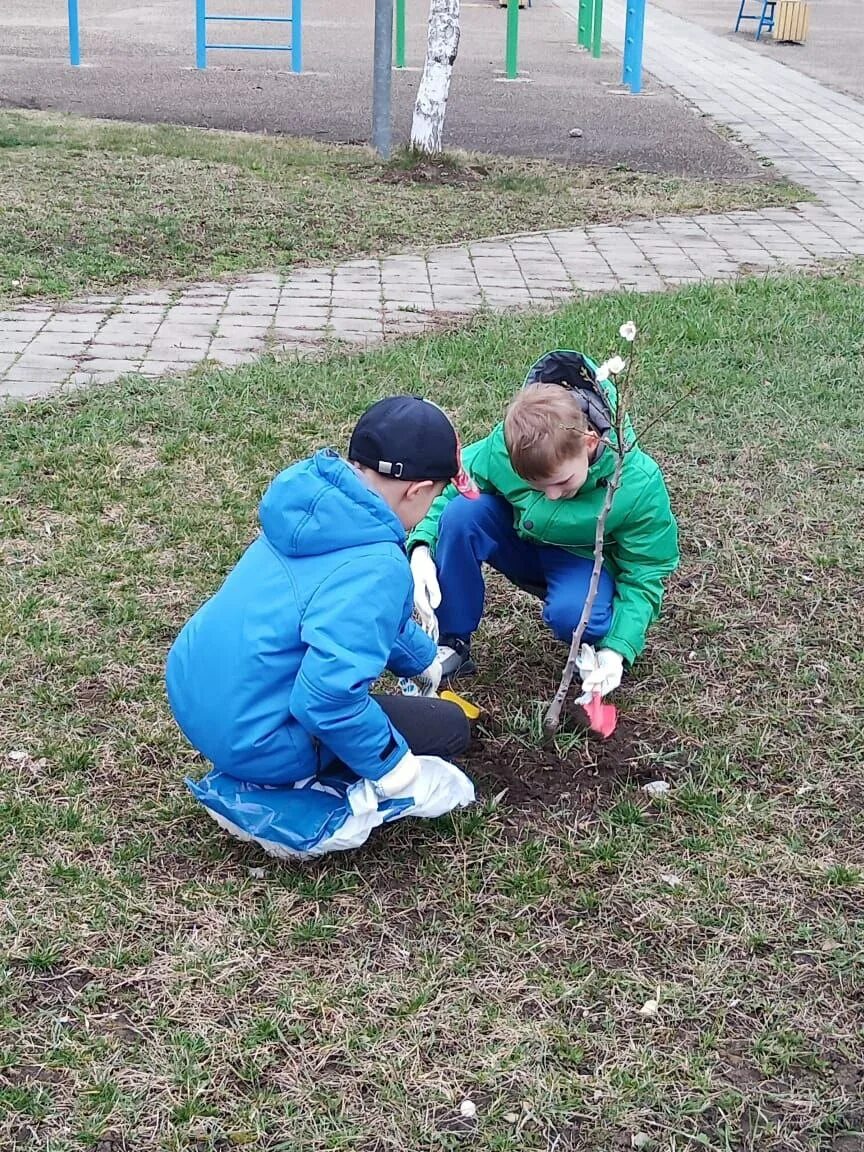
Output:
top-left (166, 396), bottom-right (476, 805)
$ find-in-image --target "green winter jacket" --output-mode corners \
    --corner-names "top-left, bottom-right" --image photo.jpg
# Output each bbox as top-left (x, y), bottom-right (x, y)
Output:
top-left (410, 420), bottom-right (679, 666)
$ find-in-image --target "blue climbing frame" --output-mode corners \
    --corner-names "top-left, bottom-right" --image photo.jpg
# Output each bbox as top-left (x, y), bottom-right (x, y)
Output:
top-left (195, 0), bottom-right (303, 71)
top-left (621, 0), bottom-right (646, 94)
top-left (68, 0), bottom-right (81, 65)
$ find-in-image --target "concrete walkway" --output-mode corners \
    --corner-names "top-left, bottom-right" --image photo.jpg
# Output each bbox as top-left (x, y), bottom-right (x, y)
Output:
top-left (3, 0), bottom-right (864, 401)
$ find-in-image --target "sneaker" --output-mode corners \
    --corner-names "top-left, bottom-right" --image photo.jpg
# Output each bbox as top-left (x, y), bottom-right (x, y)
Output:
top-left (437, 636), bottom-right (477, 680)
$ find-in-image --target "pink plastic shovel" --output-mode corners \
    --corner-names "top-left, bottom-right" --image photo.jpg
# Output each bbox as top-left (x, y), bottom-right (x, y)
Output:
top-left (582, 693), bottom-right (618, 739)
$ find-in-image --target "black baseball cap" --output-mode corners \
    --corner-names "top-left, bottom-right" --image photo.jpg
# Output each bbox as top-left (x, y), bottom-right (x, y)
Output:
top-left (349, 396), bottom-right (478, 497)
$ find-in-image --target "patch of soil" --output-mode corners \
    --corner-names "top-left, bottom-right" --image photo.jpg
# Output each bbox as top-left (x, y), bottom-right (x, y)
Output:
top-left (14, 963), bottom-right (96, 1010)
top-left (88, 1136), bottom-right (127, 1152)
top-left (74, 676), bottom-right (112, 709)
top-left (832, 1137), bottom-right (864, 1152)
top-left (2, 1064), bottom-right (67, 1086)
top-left (377, 160), bottom-right (486, 188)
top-left (829, 1057), bottom-right (864, 1092)
top-left (463, 709), bottom-right (682, 811)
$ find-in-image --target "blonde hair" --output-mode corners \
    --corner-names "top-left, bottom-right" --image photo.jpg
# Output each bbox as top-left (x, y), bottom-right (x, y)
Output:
top-left (504, 383), bottom-right (589, 482)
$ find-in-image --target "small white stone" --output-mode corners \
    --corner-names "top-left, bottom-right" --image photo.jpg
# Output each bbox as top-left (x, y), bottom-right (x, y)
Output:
top-left (660, 872), bottom-right (682, 887)
top-left (247, 866), bottom-right (267, 879)
top-left (639, 998), bottom-right (659, 1017)
top-left (503, 1112), bottom-right (518, 1123)
top-left (642, 780), bottom-right (670, 798)
top-left (632, 1134), bottom-right (652, 1150)
top-left (569, 127), bottom-right (584, 138)
top-left (7, 750), bottom-right (28, 762)
top-left (459, 1099), bottom-right (477, 1119)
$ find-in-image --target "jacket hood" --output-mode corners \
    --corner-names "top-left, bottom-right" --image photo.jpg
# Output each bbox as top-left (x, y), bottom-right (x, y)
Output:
top-left (259, 450), bottom-right (406, 558)
top-left (523, 349), bottom-right (614, 440)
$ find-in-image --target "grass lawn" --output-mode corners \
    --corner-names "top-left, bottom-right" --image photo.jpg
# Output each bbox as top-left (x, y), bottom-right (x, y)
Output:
top-left (1, 269), bottom-right (863, 1152)
top-left (0, 110), bottom-right (807, 308)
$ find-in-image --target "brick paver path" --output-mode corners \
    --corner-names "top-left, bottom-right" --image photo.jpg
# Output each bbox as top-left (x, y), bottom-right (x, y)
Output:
top-left (3, 0), bottom-right (864, 400)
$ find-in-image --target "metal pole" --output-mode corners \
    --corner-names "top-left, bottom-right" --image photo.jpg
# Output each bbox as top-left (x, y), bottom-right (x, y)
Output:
top-left (505, 0), bottom-right (519, 79)
top-left (578, 0), bottom-right (592, 49)
top-left (591, 0), bottom-right (603, 56)
top-left (292, 0), bottom-right (303, 72)
top-left (68, 0), bottom-right (81, 65)
top-left (395, 0), bottom-right (406, 68)
top-left (196, 0), bottom-right (207, 69)
top-left (622, 0), bottom-right (646, 92)
top-left (372, 0), bottom-right (394, 158)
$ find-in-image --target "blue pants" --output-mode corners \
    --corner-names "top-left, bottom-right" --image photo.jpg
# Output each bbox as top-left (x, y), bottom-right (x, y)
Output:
top-left (435, 495), bottom-right (615, 644)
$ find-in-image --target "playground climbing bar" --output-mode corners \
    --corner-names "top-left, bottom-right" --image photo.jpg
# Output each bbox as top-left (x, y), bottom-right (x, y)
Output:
top-left (505, 0), bottom-right (520, 79)
top-left (622, 0), bottom-right (646, 92)
top-left (68, 0), bottom-right (80, 65)
top-left (195, 0), bottom-right (303, 71)
top-left (394, 0), bottom-right (406, 68)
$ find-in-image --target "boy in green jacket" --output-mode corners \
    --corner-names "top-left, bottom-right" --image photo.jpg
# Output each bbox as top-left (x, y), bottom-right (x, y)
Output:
top-left (409, 350), bottom-right (679, 698)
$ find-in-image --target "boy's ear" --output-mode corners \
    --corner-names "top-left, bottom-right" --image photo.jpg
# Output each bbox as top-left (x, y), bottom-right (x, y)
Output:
top-left (406, 478), bottom-right (437, 499)
top-left (584, 428), bottom-right (601, 454)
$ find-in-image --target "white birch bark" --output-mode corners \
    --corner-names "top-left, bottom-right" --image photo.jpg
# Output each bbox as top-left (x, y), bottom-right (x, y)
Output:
top-left (410, 0), bottom-right (461, 154)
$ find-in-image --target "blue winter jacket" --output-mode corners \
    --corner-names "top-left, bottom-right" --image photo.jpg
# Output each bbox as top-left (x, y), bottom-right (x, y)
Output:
top-left (165, 450), bottom-right (436, 786)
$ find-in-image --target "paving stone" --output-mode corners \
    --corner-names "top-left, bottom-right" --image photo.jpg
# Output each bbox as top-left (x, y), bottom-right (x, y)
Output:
top-left (147, 344), bottom-right (209, 363)
top-left (161, 307), bottom-right (223, 324)
top-left (209, 339), bottom-right (267, 356)
top-left (4, 363), bottom-right (71, 385)
top-left (0, 337), bottom-right (31, 355)
top-left (207, 349), bottom-right (261, 366)
top-left (79, 358), bottom-right (142, 375)
top-left (271, 327), bottom-right (329, 343)
top-left (26, 335), bottom-right (93, 355)
top-left (273, 316), bottom-right (329, 334)
top-left (215, 315), bottom-right (273, 331)
top-left (139, 359), bottom-right (203, 375)
top-left (43, 315), bottom-right (105, 331)
top-left (1, 377), bottom-right (58, 399)
top-left (122, 291), bottom-right (172, 305)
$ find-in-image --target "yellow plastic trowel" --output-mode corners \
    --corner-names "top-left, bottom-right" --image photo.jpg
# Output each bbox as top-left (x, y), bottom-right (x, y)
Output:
top-left (439, 689), bottom-right (481, 720)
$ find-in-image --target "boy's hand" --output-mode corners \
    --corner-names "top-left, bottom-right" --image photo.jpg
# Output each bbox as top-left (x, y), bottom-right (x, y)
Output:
top-left (374, 750), bottom-right (422, 799)
top-left (417, 657), bottom-right (442, 697)
top-left (410, 546), bottom-right (441, 640)
top-left (580, 648), bottom-right (624, 697)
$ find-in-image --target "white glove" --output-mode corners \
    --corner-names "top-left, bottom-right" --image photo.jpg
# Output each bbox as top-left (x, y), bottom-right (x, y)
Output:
top-left (410, 546), bottom-right (441, 641)
top-left (374, 750), bottom-right (421, 799)
top-left (579, 646), bottom-right (624, 697)
top-left (417, 657), bottom-right (442, 698)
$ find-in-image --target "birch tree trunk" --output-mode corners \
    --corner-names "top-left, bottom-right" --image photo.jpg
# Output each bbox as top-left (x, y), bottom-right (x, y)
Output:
top-left (410, 0), bottom-right (461, 154)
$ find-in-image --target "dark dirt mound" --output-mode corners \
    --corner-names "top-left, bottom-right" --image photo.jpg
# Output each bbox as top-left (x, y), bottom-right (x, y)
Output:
top-left (377, 160), bottom-right (486, 187)
top-left (462, 708), bottom-right (684, 811)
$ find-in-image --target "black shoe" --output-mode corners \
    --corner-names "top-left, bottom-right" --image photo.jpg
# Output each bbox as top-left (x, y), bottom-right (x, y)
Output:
top-left (437, 636), bottom-right (477, 679)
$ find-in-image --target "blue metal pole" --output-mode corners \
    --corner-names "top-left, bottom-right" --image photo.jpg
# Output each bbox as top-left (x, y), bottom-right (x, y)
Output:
top-left (291, 0), bottom-right (302, 72)
top-left (196, 0), bottom-right (207, 69)
top-left (622, 0), bottom-right (646, 93)
top-left (68, 0), bottom-right (81, 65)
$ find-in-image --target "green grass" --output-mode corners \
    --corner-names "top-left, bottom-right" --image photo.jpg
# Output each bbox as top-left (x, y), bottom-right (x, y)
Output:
top-left (0, 109), bottom-right (807, 307)
top-left (1, 269), bottom-right (863, 1152)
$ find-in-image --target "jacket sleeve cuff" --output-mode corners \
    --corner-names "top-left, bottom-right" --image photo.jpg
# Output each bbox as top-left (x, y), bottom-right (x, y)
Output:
top-left (388, 625), bottom-right (436, 678)
top-left (408, 526), bottom-right (436, 555)
top-left (599, 634), bottom-right (639, 666)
